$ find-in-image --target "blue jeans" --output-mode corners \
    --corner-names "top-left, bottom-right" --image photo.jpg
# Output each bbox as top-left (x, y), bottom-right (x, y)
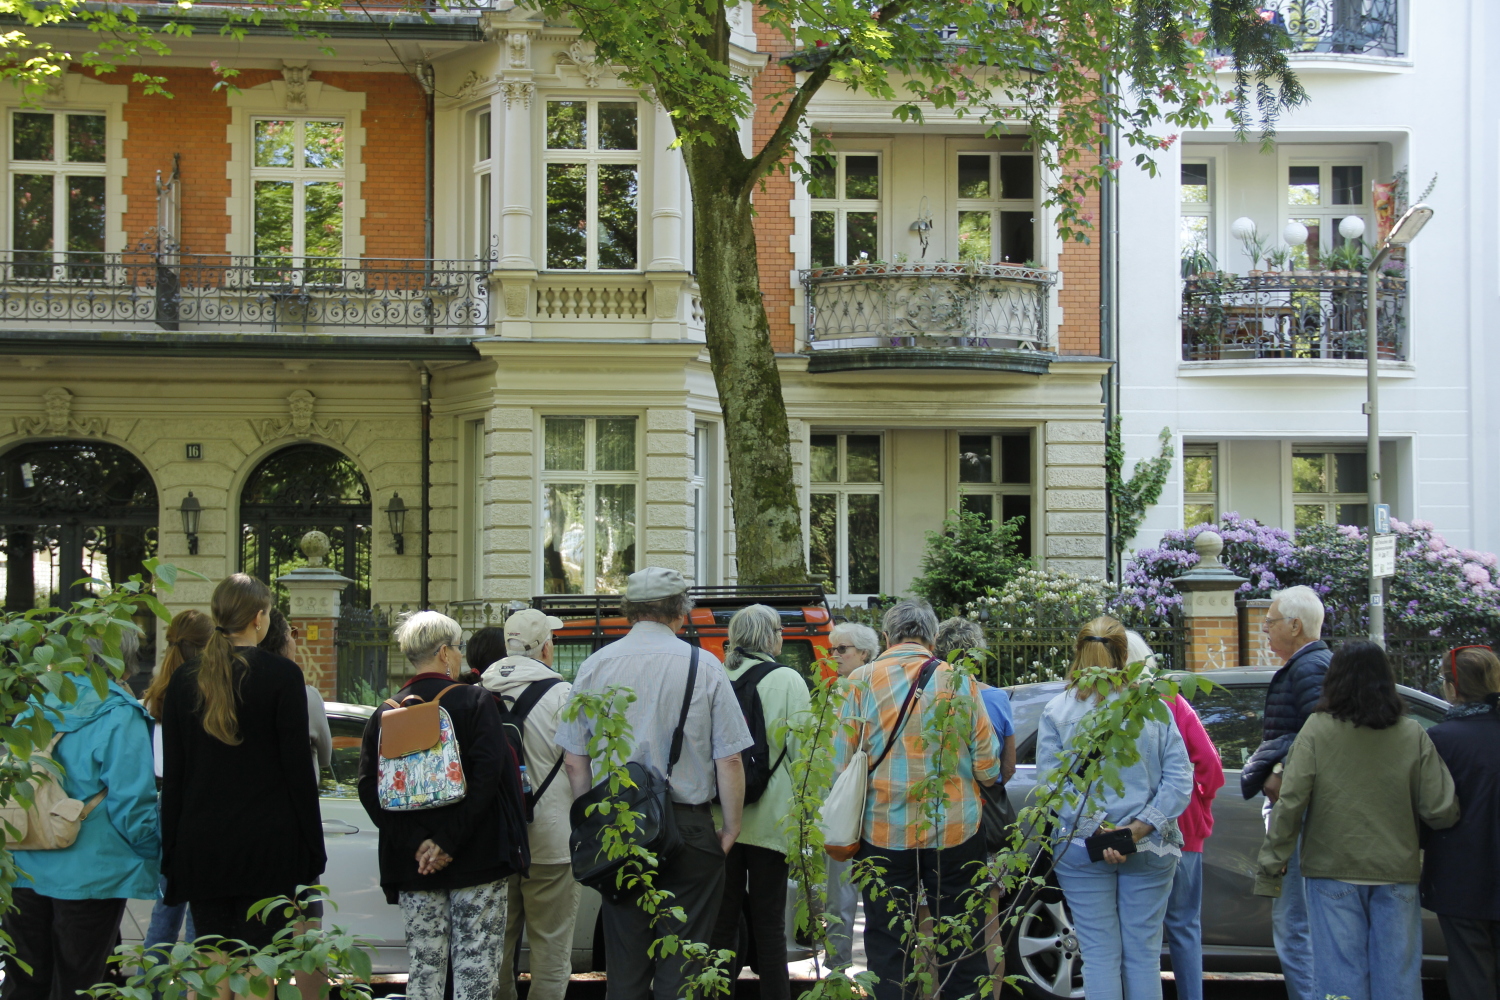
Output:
top-left (1055, 841), bottom-right (1178, 1000)
top-left (144, 875), bottom-right (195, 951)
top-left (1163, 850), bottom-right (1203, 1000)
top-left (1265, 799), bottom-right (1316, 1000)
top-left (1305, 879), bottom-right (1422, 1000)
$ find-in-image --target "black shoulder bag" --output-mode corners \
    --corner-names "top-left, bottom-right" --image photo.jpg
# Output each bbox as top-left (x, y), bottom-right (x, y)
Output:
top-left (570, 645), bottom-right (700, 903)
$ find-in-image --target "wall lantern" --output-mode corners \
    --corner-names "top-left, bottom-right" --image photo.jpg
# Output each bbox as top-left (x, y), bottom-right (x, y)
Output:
top-left (385, 493), bottom-right (407, 555)
top-left (180, 492), bottom-right (202, 556)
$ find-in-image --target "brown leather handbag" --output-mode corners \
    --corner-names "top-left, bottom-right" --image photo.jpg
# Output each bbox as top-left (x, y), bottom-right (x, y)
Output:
top-left (377, 683), bottom-right (468, 811)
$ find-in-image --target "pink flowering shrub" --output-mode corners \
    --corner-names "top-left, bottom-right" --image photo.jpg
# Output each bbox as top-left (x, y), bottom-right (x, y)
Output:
top-left (1118, 514), bottom-right (1299, 620)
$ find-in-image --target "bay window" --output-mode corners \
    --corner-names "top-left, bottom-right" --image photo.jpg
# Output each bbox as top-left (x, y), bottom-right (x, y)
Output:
top-left (542, 415), bottom-right (638, 594)
top-left (544, 100), bottom-right (640, 270)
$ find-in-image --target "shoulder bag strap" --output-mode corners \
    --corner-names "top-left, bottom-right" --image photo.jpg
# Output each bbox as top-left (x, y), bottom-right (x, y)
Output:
top-left (868, 657), bottom-right (940, 774)
top-left (510, 677), bottom-right (564, 722)
top-left (666, 644), bottom-right (700, 776)
top-left (381, 698), bottom-right (403, 711)
top-left (431, 683), bottom-right (464, 704)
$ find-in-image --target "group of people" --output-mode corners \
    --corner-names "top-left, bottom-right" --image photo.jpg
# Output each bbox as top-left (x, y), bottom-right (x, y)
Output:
top-left (6, 567), bottom-right (1500, 1000)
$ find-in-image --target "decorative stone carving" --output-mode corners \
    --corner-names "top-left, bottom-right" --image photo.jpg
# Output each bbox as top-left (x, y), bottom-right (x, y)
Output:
top-left (506, 31), bottom-right (531, 70)
top-left (556, 40), bottom-right (604, 87)
top-left (277, 530), bottom-right (353, 619)
top-left (18, 387), bottom-right (105, 437)
top-left (453, 70), bottom-right (491, 102)
top-left (300, 529), bottom-right (332, 567)
top-left (501, 81), bottom-right (535, 109)
top-left (504, 284), bottom-right (529, 318)
top-left (256, 389), bottom-right (345, 442)
top-left (281, 61), bottom-right (312, 111)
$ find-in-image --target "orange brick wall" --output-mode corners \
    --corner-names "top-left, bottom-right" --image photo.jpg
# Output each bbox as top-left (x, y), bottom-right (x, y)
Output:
top-left (749, 9), bottom-right (799, 354)
top-left (1186, 617), bottom-right (1240, 671)
top-left (116, 66), bottom-right (426, 258)
top-left (1057, 184), bottom-right (1101, 355)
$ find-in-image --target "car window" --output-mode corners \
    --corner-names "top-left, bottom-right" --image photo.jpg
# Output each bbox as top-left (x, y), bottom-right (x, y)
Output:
top-left (1189, 684), bottom-right (1264, 769)
top-left (1402, 695), bottom-right (1445, 730)
top-left (1010, 682), bottom-right (1065, 765)
top-left (553, 639), bottom-right (609, 682)
top-left (321, 714), bottom-right (367, 799)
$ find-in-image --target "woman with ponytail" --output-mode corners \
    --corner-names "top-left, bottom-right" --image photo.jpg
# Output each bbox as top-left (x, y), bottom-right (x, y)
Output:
top-left (159, 574), bottom-right (325, 948)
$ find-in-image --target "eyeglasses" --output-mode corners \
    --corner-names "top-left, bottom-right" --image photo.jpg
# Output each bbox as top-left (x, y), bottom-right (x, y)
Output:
top-left (443, 640), bottom-right (467, 653)
top-left (1261, 616), bottom-right (1299, 630)
top-left (830, 644), bottom-right (857, 656)
top-left (1449, 645), bottom-right (1491, 685)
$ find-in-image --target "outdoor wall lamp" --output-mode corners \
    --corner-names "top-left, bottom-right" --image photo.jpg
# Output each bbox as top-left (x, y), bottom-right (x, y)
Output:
top-left (179, 492), bottom-right (201, 556)
top-left (385, 493), bottom-right (407, 555)
top-left (909, 197), bottom-right (933, 258)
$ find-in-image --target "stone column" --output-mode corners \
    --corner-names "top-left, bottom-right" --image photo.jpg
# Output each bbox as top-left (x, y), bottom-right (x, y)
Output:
top-left (646, 103), bottom-right (691, 338)
top-left (278, 530), bottom-right (354, 700)
top-left (497, 72), bottom-right (537, 338)
top-left (1170, 531), bottom-right (1248, 672)
top-left (1238, 598), bottom-right (1277, 667)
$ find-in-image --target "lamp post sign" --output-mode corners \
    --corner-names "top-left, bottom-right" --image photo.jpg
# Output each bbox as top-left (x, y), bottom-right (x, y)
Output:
top-left (1372, 534), bottom-right (1397, 579)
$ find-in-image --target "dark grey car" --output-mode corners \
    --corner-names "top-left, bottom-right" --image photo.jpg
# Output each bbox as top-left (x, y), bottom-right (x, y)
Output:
top-left (1001, 667), bottom-right (1450, 999)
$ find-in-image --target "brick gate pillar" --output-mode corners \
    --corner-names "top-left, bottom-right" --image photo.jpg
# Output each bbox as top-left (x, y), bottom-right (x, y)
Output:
top-left (1170, 531), bottom-right (1248, 672)
top-left (278, 530), bottom-right (354, 701)
top-left (1239, 598), bottom-right (1277, 667)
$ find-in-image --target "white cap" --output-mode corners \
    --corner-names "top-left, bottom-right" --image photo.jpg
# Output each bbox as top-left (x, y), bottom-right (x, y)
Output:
top-left (504, 608), bottom-right (564, 655)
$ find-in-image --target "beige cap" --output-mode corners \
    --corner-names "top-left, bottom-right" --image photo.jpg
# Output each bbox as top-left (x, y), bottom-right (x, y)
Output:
top-left (625, 566), bottom-right (688, 602)
top-left (504, 608), bottom-right (564, 655)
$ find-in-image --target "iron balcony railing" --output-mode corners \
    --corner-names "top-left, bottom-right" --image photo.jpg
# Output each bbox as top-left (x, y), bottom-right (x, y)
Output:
top-left (1180, 271), bottom-right (1407, 362)
top-left (802, 262), bottom-right (1056, 352)
top-left (0, 250), bottom-right (492, 332)
top-left (1251, 0), bottom-right (1400, 58)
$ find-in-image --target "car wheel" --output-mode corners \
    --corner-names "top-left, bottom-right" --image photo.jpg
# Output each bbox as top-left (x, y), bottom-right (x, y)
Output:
top-left (1006, 892), bottom-right (1085, 1000)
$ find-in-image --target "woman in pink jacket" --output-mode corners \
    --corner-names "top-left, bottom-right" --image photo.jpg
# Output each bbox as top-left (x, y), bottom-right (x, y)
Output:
top-left (1128, 632), bottom-right (1224, 1000)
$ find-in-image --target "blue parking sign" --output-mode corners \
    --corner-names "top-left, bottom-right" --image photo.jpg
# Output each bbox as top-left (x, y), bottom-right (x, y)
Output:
top-left (1374, 503), bottom-right (1391, 534)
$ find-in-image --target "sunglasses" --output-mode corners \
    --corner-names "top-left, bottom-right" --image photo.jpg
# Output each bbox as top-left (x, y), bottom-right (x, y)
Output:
top-left (1449, 645), bottom-right (1492, 685)
top-left (830, 644), bottom-right (858, 656)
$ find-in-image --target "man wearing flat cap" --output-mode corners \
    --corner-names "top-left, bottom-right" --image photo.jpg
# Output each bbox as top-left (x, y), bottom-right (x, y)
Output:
top-left (555, 567), bottom-right (752, 1000)
top-left (481, 609), bottom-right (575, 1000)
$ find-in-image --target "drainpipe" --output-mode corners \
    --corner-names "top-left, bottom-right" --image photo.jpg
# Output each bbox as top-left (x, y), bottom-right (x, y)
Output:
top-left (1100, 78), bottom-right (1121, 582)
top-left (423, 62), bottom-right (435, 263)
top-left (420, 366), bottom-right (432, 610)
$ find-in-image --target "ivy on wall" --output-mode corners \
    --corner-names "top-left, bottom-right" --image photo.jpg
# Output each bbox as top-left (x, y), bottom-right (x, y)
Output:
top-left (1107, 420), bottom-right (1174, 556)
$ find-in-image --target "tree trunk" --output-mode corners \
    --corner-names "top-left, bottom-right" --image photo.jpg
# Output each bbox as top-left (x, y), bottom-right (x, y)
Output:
top-left (682, 145), bottom-right (807, 586)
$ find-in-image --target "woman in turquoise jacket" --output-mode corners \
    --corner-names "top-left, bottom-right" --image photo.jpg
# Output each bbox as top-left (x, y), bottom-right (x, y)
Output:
top-left (2, 678), bottom-right (161, 1000)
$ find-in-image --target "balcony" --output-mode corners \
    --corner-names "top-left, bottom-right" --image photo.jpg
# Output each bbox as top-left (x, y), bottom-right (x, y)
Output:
top-left (0, 250), bottom-right (492, 338)
top-left (801, 262), bottom-right (1056, 373)
top-left (1252, 0), bottom-right (1400, 59)
top-left (1180, 271), bottom-right (1406, 363)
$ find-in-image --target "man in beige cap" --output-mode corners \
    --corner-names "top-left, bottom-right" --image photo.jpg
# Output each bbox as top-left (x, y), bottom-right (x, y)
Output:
top-left (555, 567), bottom-right (752, 1000)
top-left (480, 608), bottom-right (575, 1000)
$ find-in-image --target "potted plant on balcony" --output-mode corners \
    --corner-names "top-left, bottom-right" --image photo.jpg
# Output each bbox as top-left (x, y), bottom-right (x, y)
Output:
top-left (1180, 247), bottom-right (1216, 282)
top-left (1381, 257), bottom-right (1407, 289)
top-left (1324, 243), bottom-right (1368, 280)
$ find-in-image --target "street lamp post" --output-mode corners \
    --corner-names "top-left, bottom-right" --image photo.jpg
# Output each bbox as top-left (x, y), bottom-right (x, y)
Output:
top-left (1361, 203), bottom-right (1433, 648)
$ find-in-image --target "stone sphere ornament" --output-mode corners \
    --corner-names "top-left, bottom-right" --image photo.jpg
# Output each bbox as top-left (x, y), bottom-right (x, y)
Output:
top-left (299, 530), bottom-right (332, 568)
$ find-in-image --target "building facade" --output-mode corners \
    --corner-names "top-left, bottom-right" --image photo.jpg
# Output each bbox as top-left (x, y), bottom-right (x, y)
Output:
top-left (0, 2), bottom-right (1112, 643)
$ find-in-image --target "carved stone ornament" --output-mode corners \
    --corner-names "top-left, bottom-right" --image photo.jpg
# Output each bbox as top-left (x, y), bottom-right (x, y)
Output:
top-left (19, 387), bottom-right (105, 437)
top-left (502, 81), bottom-right (535, 109)
top-left (504, 284), bottom-right (529, 318)
top-left (556, 40), bottom-right (604, 88)
top-left (299, 529), bottom-right (332, 568)
top-left (256, 389), bottom-right (345, 442)
top-left (281, 61), bottom-right (312, 112)
top-left (453, 70), bottom-right (492, 102)
top-left (506, 31), bottom-right (531, 70)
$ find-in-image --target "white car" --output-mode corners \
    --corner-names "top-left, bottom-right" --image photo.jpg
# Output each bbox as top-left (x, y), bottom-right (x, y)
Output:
top-left (127, 702), bottom-right (808, 977)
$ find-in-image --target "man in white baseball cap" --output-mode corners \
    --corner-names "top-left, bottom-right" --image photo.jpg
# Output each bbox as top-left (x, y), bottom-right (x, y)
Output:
top-left (481, 608), bottom-right (573, 1000)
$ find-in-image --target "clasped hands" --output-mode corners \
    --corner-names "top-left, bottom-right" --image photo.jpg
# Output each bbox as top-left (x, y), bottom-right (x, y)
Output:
top-left (416, 838), bottom-right (454, 875)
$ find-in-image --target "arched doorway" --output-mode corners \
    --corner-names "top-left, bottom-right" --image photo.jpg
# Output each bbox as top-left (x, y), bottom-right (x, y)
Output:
top-left (0, 440), bottom-right (159, 611)
top-left (240, 444), bottom-right (372, 607)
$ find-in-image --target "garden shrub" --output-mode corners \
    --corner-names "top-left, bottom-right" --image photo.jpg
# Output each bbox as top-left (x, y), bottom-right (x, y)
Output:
top-left (910, 507), bottom-right (1028, 611)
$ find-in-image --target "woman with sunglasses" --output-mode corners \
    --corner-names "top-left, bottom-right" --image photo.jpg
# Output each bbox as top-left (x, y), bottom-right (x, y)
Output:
top-left (820, 621), bottom-right (879, 971)
top-left (1421, 645), bottom-right (1500, 1000)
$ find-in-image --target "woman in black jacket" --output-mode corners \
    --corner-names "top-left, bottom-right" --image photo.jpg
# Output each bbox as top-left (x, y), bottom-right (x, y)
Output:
top-left (357, 611), bottom-right (524, 1000)
top-left (160, 573), bottom-right (325, 947)
top-left (1422, 645), bottom-right (1500, 1000)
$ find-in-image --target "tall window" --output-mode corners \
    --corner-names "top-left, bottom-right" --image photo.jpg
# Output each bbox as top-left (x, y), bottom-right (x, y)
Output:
top-left (1180, 161), bottom-right (1211, 259)
top-left (8, 111), bottom-right (106, 277)
top-left (957, 432), bottom-right (1033, 558)
top-left (1293, 450), bottom-right (1367, 529)
top-left (544, 100), bottom-right (640, 270)
top-left (542, 416), bottom-right (638, 594)
top-left (808, 433), bottom-right (882, 601)
top-left (474, 110), bottom-right (493, 262)
top-left (1286, 160), bottom-right (1369, 267)
top-left (690, 423), bottom-right (716, 585)
top-left (808, 152), bottom-right (879, 267)
top-left (1183, 445), bottom-right (1218, 527)
top-left (252, 118), bottom-right (345, 267)
top-left (956, 153), bottom-right (1035, 264)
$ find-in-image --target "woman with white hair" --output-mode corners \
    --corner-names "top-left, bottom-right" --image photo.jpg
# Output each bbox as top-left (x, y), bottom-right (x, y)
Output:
top-left (821, 620), bottom-right (879, 969)
top-left (357, 610), bottom-right (522, 1000)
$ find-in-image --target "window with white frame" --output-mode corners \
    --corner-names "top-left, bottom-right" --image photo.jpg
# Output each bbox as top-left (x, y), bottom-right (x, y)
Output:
top-left (690, 423), bottom-right (717, 585)
top-left (542, 416), bottom-right (638, 594)
top-left (955, 152), bottom-right (1036, 264)
top-left (1180, 161), bottom-right (1211, 260)
top-left (251, 118), bottom-right (345, 266)
top-left (473, 109), bottom-right (493, 263)
top-left (8, 110), bottom-right (106, 276)
top-left (1183, 445), bottom-right (1218, 527)
top-left (808, 152), bottom-right (879, 267)
top-left (544, 100), bottom-right (640, 270)
top-left (1286, 159), bottom-right (1371, 268)
top-left (1293, 449), bottom-right (1367, 529)
top-left (957, 432), bottom-right (1033, 558)
top-left (808, 433), bottom-right (882, 601)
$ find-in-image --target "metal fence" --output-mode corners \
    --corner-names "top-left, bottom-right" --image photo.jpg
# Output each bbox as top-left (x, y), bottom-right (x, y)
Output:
top-left (334, 605), bottom-right (398, 705)
top-left (1324, 634), bottom-right (1465, 698)
top-left (1181, 272), bottom-right (1406, 362)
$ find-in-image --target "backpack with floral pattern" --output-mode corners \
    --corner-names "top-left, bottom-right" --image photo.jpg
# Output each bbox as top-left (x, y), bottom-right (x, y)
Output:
top-left (376, 684), bottom-right (467, 811)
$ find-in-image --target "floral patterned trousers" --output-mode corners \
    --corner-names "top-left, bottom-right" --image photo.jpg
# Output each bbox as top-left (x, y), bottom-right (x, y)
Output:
top-left (398, 879), bottom-right (507, 1000)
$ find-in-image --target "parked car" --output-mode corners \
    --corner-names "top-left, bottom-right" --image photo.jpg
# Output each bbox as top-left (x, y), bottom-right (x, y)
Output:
top-left (1001, 667), bottom-right (1451, 1000)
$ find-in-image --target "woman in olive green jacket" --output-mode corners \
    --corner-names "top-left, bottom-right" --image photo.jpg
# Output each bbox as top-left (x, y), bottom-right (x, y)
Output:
top-left (1256, 640), bottom-right (1458, 1000)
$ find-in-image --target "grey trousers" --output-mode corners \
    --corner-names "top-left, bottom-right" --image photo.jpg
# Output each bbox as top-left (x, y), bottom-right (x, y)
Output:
top-left (600, 804), bottom-right (727, 1000)
top-left (1439, 914), bottom-right (1500, 1000)
top-left (398, 879), bottom-right (507, 1000)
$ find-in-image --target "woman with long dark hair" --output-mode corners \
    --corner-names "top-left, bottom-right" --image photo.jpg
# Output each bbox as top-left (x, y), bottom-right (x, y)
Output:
top-left (1257, 640), bottom-right (1459, 1000)
top-left (1421, 645), bottom-right (1500, 1000)
top-left (159, 574), bottom-right (325, 948)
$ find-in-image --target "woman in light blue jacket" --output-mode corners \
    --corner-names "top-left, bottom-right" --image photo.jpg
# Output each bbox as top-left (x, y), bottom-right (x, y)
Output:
top-left (2, 676), bottom-right (161, 1000)
top-left (1036, 617), bottom-right (1192, 1000)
